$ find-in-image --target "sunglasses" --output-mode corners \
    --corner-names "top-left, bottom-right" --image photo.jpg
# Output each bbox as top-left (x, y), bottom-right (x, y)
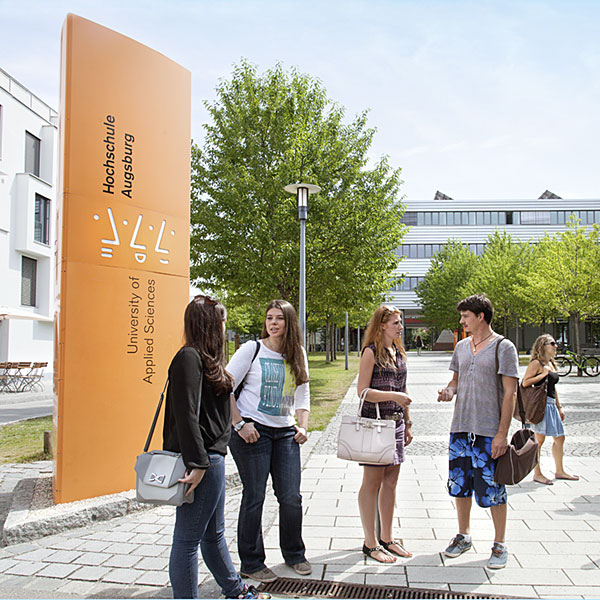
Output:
top-left (194, 294), bottom-right (217, 306)
top-left (382, 304), bottom-right (401, 313)
top-left (546, 341), bottom-right (557, 346)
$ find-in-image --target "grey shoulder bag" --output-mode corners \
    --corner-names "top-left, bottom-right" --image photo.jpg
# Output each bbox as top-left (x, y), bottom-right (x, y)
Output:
top-left (134, 369), bottom-right (202, 506)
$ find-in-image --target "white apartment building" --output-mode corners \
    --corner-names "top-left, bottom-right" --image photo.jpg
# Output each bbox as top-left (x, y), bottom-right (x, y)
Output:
top-left (0, 68), bottom-right (57, 365)
top-left (389, 192), bottom-right (600, 350)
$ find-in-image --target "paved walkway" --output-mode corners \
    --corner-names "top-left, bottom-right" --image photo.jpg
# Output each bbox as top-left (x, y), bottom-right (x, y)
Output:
top-left (0, 353), bottom-right (598, 598)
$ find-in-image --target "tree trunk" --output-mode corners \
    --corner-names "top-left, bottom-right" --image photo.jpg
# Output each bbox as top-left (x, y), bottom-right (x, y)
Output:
top-left (514, 316), bottom-right (520, 353)
top-left (332, 324), bottom-right (337, 361)
top-left (574, 313), bottom-right (583, 376)
top-left (503, 316), bottom-right (508, 338)
top-left (325, 321), bottom-right (331, 363)
top-left (234, 332), bottom-right (240, 352)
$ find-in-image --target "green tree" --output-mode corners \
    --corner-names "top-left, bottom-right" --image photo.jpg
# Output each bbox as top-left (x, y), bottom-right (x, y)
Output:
top-left (527, 218), bottom-right (600, 355)
top-left (190, 60), bottom-right (405, 340)
top-left (465, 232), bottom-right (532, 345)
top-left (415, 241), bottom-right (478, 332)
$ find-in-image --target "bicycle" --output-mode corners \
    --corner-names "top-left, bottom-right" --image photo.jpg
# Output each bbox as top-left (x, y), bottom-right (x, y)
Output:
top-left (555, 348), bottom-right (600, 377)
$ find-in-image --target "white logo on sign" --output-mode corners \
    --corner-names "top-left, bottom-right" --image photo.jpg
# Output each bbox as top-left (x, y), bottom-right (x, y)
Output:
top-left (93, 208), bottom-right (175, 264)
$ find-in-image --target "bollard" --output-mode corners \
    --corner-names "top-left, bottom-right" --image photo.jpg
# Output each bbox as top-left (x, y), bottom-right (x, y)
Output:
top-left (43, 431), bottom-right (52, 457)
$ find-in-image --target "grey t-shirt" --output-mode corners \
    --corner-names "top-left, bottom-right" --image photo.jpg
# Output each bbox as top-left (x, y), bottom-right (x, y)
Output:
top-left (449, 336), bottom-right (519, 437)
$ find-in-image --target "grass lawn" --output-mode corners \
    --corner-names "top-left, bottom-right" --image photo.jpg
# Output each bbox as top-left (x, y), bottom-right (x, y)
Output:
top-left (0, 416), bottom-right (52, 464)
top-left (307, 353), bottom-right (359, 431)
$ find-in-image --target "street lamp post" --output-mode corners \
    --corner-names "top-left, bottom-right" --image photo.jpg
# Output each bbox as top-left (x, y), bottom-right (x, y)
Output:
top-left (284, 183), bottom-right (321, 348)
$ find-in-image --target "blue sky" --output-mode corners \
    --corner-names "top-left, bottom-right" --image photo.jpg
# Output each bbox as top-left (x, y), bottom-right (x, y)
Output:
top-left (2, 0), bottom-right (600, 200)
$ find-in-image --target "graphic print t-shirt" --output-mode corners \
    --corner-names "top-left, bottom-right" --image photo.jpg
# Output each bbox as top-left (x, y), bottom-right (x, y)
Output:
top-left (226, 340), bottom-right (310, 427)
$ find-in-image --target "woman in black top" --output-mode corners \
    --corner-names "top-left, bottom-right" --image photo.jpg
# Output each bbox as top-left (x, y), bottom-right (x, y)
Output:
top-left (164, 295), bottom-right (269, 599)
top-left (522, 334), bottom-right (578, 485)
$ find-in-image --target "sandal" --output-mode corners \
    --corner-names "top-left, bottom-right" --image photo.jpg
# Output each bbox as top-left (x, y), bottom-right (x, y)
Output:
top-left (362, 544), bottom-right (396, 563)
top-left (379, 538), bottom-right (413, 558)
top-left (555, 473), bottom-right (579, 481)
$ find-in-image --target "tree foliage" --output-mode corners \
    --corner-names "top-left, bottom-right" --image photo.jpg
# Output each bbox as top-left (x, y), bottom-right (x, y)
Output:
top-left (415, 241), bottom-right (478, 331)
top-left (526, 218), bottom-right (600, 352)
top-left (465, 232), bottom-right (532, 336)
top-left (416, 219), bottom-right (600, 354)
top-left (190, 60), bottom-right (405, 325)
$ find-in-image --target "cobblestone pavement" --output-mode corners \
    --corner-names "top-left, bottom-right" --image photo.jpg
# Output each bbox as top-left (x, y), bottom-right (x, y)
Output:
top-left (0, 353), bottom-right (598, 598)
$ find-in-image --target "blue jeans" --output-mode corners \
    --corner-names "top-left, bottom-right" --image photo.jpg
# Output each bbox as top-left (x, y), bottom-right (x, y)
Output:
top-left (229, 422), bottom-right (306, 573)
top-left (169, 453), bottom-right (243, 599)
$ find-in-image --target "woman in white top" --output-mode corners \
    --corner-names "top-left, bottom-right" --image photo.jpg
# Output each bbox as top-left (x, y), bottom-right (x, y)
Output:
top-left (227, 300), bottom-right (311, 583)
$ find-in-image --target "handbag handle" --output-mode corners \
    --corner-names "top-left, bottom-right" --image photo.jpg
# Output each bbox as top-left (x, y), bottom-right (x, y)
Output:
top-left (143, 359), bottom-right (204, 452)
top-left (495, 336), bottom-right (526, 426)
top-left (357, 387), bottom-right (382, 420)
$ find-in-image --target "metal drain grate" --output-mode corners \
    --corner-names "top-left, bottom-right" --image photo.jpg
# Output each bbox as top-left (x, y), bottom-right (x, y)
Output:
top-left (257, 577), bottom-right (520, 599)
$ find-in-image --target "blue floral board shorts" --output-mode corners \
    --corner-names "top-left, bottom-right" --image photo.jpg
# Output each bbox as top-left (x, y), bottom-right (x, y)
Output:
top-left (447, 433), bottom-right (507, 508)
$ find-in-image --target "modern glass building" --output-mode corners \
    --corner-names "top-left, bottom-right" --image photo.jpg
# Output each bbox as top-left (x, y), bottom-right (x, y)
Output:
top-left (389, 191), bottom-right (600, 350)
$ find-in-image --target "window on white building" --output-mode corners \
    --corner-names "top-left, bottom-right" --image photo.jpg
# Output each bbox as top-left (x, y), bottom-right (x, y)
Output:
top-left (0, 104), bottom-right (3, 158)
top-left (34, 194), bottom-right (51, 245)
top-left (21, 256), bottom-right (37, 306)
top-left (25, 132), bottom-right (41, 177)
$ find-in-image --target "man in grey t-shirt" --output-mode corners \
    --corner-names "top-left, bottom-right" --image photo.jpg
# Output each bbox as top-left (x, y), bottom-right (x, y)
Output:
top-left (437, 295), bottom-right (519, 570)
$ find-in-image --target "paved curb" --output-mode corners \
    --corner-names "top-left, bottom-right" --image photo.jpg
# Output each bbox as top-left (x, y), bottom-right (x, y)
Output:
top-left (2, 468), bottom-right (244, 547)
top-left (1, 430), bottom-right (322, 546)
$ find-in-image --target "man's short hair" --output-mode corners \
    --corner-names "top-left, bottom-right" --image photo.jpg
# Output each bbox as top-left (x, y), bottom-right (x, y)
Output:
top-left (456, 294), bottom-right (494, 324)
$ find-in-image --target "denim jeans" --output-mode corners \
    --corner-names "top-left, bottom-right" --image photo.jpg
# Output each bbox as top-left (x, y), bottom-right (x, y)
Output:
top-left (229, 422), bottom-right (306, 573)
top-left (169, 453), bottom-right (243, 599)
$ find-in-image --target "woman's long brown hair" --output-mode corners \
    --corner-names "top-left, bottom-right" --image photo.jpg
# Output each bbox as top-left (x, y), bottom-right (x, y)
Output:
top-left (530, 333), bottom-right (557, 369)
top-left (260, 299), bottom-right (309, 386)
top-left (184, 296), bottom-right (234, 395)
top-left (361, 305), bottom-right (406, 368)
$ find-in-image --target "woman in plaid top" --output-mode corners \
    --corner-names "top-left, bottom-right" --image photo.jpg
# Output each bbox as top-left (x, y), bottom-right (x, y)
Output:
top-left (356, 305), bottom-right (413, 563)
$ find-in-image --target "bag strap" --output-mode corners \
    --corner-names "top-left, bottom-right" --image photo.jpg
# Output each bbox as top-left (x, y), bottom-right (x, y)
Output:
top-left (357, 387), bottom-right (382, 420)
top-left (143, 358), bottom-right (204, 452)
top-left (234, 340), bottom-right (261, 396)
top-left (495, 336), bottom-right (526, 426)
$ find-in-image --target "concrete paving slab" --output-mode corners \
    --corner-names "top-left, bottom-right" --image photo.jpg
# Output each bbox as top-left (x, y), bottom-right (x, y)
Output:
top-left (35, 563), bottom-right (80, 579)
top-left (406, 565), bottom-right (489, 584)
top-left (67, 565), bottom-right (111, 581)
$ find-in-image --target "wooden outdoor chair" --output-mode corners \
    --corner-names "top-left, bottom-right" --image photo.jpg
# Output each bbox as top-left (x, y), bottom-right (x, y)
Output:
top-left (11, 362), bottom-right (32, 393)
top-left (22, 362), bottom-right (47, 392)
top-left (0, 362), bottom-right (10, 393)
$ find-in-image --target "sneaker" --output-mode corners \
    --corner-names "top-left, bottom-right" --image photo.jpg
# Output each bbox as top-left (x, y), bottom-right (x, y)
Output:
top-left (487, 543), bottom-right (508, 569)
top-left (444, 534), bottom-right (472, 558)
top-left (240, 567), bottom-right (277, 583)
top-left (290, 560), bottom-right (312, 575)
top-left (238, 584), bottom-right (272, 599)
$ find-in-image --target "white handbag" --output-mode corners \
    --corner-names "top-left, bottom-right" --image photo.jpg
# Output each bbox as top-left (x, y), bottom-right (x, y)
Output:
top-left (337, 388), bottom-right (396, 465)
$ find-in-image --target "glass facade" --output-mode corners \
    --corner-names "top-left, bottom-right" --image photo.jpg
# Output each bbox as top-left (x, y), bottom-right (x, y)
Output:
top-left (21, 256), bottom-right (37, 306)
top-left (392, 276), bottom-right (425, 291)
top-left (34, 194), bottom-right (51, 245)
top-left (398, 243), bottom-right (487, 258)
top-left (400, 210), bottom-right (599, 226)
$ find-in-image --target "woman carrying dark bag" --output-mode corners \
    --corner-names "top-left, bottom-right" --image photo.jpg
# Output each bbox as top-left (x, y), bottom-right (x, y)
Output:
top-left (522, 334), bottom-right (578, 485)
top-left (164, 295), bottom-right (269, 599)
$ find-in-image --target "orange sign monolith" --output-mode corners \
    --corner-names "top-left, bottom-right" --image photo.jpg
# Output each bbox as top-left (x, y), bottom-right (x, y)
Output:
top-left (55, 14), bottom-right (191, 502)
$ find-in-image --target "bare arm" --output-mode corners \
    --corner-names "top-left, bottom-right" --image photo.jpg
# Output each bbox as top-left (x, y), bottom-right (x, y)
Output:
top-left (437, 372), bottom-right (458, 402)
top-left (357, 347), bottom-right (411, 409)
top-left (491, 375), bottom-right (518, 458)
top-left (522, 360), bottom-right (549, 387)
top-left (294, 408), bottom-right (309, 444)
top-left (229, 393), bottom-right (259, 443)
